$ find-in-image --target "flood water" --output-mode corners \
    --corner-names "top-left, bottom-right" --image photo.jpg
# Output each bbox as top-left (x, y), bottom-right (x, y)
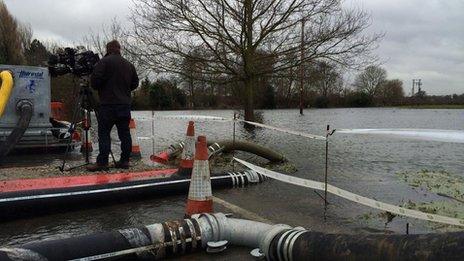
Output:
top-left (0, 108), bottom-right (463, 247)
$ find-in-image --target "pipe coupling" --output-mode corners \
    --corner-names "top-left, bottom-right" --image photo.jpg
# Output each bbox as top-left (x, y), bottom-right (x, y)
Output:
top-left (16, 99), bottom-right (33, 112)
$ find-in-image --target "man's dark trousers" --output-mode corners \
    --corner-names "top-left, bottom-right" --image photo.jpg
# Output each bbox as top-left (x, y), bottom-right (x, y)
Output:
top-left (96, 104), bottom-right (132, 165)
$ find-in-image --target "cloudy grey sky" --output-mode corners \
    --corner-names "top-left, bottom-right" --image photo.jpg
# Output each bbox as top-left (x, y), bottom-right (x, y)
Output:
top-left (3, 0), bottom-right (463, 95)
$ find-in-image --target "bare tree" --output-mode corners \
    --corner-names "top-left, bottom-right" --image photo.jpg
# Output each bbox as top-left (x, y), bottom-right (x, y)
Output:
top-left (179, 47), bottom-right (209, 108)
top-left (82, 18), bottom-right (146, 78)
top-left (128, 0), bottom-right (381, 120)
top-left (24, 39), bottom-right (50, 66)
top-left (18, 23), bottom-right (33, 53)
top-left (354, 65), bottom-right (387, 97)
top-left (272, 52), bottom-right (299, 107)
top-left (82, 18), bottom-right (125, 57)
top-left (376, 79), bottom-right (404, 105)
top-left (0, 1), bottom-right (25, 64)
top-left (308, 61), bottom-right (343, 97)
top-left (276, 67), bottom-right (297, 107)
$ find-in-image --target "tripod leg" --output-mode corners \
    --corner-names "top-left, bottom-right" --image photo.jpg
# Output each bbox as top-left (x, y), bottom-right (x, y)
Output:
top-left (83, 109), bottom-right (91, 164)
top-left (110, 151), bottom-right (116, 164)
top-left (59, 90), bottom-right (84, 171)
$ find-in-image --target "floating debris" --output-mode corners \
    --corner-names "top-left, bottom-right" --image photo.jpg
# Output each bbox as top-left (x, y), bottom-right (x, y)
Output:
top-left (398, 170), bottom-right (464, 231)
top-left (398, 170), bottom-right (464, 202)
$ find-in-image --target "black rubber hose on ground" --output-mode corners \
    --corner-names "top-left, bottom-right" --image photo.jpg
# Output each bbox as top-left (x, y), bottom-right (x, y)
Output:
top-left (0, 172), bottom-right (268, 260)
top-left (0, 171), bottom-right (267, 220)
top-left (268, 230), bottom-right (464, 260)
top-left (0, 101), bottom-right (33, 158)
top-left (207, 139), bottom-right (286, 163)
top-left (0, 218), bottom-right (204, 261)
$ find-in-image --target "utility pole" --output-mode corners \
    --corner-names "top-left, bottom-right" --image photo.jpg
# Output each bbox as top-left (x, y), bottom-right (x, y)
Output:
top-left (417, 79), bottom-right (422, 94)
top-left (412, 79), bottom-right (422, 96)
top-left (299, 18), bottom-right (305, 115)
top-left (412, 79), bottom-right (415, 97)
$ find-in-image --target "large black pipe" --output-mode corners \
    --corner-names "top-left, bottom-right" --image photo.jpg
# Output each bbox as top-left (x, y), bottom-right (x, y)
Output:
top-left (160, 140), bottom-right (286, 163)
top-left (207, 140), bottom-right (286, 162)
top-left (5, 212), bottom-right (464, 261)
top-left (269, 229), bottom-right (464, 260)
top-left (0, 101), bottom-right (33, 159)
top-left (0, 171), bottom-right (266, 220)
top-left (0, 218), bottom-right (203, 261)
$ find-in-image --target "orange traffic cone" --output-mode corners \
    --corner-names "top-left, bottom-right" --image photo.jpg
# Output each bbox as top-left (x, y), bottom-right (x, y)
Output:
top-left (178, 121), bottom-right (195, 176)
top-left (129, 119), bottom-right (142, 159)
top-left (185, 136), bottom-right (213, 217)
top-left (150, 142), bottom-right (185, 164)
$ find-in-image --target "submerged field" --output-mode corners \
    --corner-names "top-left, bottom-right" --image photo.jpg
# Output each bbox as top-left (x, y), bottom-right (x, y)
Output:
top-left (397, 104), bottom-right (464, 109)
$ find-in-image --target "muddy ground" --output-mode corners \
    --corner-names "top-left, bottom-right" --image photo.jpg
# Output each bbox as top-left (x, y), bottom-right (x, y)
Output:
top-left (0, 160), bottom-right (171, 180)
top-left (0, 152), bottom-right (295, 181)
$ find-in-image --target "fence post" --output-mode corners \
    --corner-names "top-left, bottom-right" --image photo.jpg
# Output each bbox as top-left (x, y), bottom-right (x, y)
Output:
top-left (324, 124), bottom-right (330, 220)
top-left (151, 110), bottom-right (155, 157)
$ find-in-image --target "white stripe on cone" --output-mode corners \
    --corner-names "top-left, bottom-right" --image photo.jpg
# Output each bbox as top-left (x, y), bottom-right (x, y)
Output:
top-left (181, 135), bottom-right (195, 162)
top-left (187, 160), bottom-right (212, 200)
top-left (185, 136), bottom-right (213, 216)
top-left (130, 119), bottom-right (141, 158)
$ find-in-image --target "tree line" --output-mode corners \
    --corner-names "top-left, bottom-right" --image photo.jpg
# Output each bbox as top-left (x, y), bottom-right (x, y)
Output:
top-left (131, 62), bottom-right (464, 110)
top-left (1, 0), bottom-right (463, 119)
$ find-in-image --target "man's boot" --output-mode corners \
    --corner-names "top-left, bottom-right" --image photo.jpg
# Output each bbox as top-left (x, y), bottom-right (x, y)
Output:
top-left (114, 161), bottom-right (129, 169)
top-left (86, 163), bottom-right (109, 172)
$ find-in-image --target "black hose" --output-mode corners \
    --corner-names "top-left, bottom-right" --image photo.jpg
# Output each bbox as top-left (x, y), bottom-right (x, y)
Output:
top-left (270, 230), bottom-right (464, 261)
top-left (0, 171), bottom-right (266, 260)
top-left (0, 218), bottom-right (204, 260)
top-left (25, 230), bottom-right (145, 260)
top-left (158, 140), bottom-right (287, 163)
top-left (207, 140), bottom-right (287, 162)
top-left (0, 101), bottom-right (33, 158)
top-left (0, 171), bottom-right (266, 220)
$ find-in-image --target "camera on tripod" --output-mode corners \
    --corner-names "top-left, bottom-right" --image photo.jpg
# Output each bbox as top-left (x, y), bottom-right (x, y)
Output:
top-left (48, 47), bottom-right (100, 77)
top-left (47, 47), bottom-right (103, 171)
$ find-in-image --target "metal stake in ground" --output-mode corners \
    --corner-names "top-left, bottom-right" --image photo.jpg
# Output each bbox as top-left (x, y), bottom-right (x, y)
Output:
top-left (324, 125), bottom-right (336, 220)
top-left (324, 125), bottom-right (329, 220)
top-left (151, 110), bottom-right (155, 156)
top-left (232, 112), bottom-right (237, 172)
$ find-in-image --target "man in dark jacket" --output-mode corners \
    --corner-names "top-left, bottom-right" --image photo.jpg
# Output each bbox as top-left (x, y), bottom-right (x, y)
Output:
top-left (87, 40), bottom-right (139, 171)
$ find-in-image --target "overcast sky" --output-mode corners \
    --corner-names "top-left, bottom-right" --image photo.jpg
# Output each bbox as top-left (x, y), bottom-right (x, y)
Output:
top-left (3, 0), bottom-right (463, 95)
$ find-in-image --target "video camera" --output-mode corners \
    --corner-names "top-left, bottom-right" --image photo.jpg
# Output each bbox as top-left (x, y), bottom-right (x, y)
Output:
top-left (48, 47), bottom-right (100, 77)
